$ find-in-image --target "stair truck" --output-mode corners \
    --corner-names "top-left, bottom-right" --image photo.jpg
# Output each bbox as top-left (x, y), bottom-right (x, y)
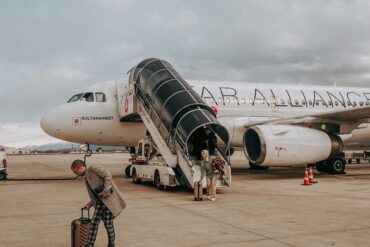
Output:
top-left (119, 58), bottom-right (232, 190)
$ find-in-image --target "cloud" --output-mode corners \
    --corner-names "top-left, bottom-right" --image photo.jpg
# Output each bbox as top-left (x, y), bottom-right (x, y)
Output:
top-left (0, 122), bottom-right (48, 145)
top-left (96, 0), bottom-right (134, 8)
top-left (2, 1), bottom-right (370, 143)
top-left (48, 66), bottom-right (90, 81)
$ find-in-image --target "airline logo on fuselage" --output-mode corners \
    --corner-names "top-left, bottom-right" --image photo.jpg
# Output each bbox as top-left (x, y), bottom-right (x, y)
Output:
top-left (196, 86), bottom-right (370, 108)
top-left (81, 116), bottom-right (114, 120)
top-left (72, 116), bottom-right (114, 126)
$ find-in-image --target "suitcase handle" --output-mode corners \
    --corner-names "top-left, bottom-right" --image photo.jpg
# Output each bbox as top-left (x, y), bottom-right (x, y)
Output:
top-left (80, 208), bottom-right (90, 220)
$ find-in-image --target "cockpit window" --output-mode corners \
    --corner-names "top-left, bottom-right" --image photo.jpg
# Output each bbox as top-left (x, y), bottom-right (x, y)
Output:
top-left (80, 92), bottom-right (94, 102)
top-left (95, 92), bottom-right (106, 102)
top-left (68, 93), bottom-right (83, 103)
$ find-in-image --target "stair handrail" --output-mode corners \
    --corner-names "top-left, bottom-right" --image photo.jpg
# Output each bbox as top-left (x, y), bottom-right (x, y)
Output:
top-left (134, 82), bottom-right (196, 169)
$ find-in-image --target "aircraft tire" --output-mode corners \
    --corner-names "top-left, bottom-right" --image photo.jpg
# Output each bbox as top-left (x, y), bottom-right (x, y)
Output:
top-left (249, 162), bottom-right (269, 170)
top-left (329, 158), bottom-right (346, 174)
top-left (0, 171), bottom-right (5, 180)
top-left (315, 162), bottom-right (326, 173)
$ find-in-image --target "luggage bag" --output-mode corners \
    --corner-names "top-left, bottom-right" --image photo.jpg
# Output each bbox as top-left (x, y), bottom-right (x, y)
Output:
top-left (194, 181), bottom-right (203, 201)
top-left (71, 208), bottom-right (91, 247)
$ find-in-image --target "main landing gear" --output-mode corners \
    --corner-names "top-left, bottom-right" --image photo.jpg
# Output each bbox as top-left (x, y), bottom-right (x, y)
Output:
top-left (249, 162), bottom-right (269, 170)
top-left (315, 156), bottom-right (346, 174)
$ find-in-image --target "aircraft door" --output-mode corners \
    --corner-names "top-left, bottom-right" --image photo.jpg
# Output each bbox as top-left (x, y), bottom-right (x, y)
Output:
top-left (116, 79), bottom-right (138, 121)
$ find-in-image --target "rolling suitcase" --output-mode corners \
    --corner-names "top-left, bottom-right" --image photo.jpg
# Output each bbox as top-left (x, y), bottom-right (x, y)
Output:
top-left (194, 181), bottom-right (203, 201)
top-left (71, 208), bottom-right (91, 247)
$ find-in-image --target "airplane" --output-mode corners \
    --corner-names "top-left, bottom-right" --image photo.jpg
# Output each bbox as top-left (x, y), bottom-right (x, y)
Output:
top-left (40, 58), bottom-right (370, 175)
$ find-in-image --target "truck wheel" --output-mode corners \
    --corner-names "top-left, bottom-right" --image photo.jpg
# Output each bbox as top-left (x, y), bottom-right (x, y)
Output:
top-left (329, 158), bottom-right (346, 174)
top-left (125, 165), bottom-right (132, 178)
top-left (154, 171), bottom-right (162, 190)
top-left (132, 168), bottom-right (141, 184)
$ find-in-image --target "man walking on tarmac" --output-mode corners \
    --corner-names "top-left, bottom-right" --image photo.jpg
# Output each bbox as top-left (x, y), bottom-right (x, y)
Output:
top-left (71, 160), bottom-right (126, 247)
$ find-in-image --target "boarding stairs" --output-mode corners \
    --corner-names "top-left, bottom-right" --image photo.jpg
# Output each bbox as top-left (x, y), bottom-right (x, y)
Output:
top-left (122, 58), bottom-right (231, 188)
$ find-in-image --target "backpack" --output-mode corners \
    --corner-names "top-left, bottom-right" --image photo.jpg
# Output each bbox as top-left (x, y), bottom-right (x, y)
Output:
top-left (212, 157), bottom-right (225, 176)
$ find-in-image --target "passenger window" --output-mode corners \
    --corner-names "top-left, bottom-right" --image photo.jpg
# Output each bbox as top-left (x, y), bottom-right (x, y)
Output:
top-left (315, 101), bottom-right (319, 105)
top-left (80, 92), bottom-right (94, 102)
top-left (95, 92), bottom-right (106, 102)
top-left (294, 99), bottom-right (299, 105)
top-left (68, 93), bottom-right (83, 103)
top-left (360, 101), bottom-right (364, 106)
top-left (280, 99), bottom-right (285, 105)
top-left (335, 101), bottom-right (338, 106)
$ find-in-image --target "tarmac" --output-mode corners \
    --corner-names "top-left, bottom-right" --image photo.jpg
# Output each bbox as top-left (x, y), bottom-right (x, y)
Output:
top-left (1, 152), bottom-right (370, 247)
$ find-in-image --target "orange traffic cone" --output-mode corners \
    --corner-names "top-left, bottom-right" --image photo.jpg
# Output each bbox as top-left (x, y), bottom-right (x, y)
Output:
top-left (308, 166), bottom-right (318, 184)
top-left (302, 168), bottom-right (311, 186)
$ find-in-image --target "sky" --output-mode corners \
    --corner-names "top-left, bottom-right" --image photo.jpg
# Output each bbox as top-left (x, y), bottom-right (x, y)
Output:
top-left (1, 0), bottom-right (370, 145)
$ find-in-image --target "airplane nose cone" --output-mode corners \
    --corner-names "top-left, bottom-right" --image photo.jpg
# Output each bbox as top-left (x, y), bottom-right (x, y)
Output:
top-left (40, 108), bottom-right (62, 138)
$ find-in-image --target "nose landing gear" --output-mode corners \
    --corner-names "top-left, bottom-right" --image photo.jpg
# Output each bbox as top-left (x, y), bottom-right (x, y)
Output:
top-left (83, 144), bottom-right (93, 163)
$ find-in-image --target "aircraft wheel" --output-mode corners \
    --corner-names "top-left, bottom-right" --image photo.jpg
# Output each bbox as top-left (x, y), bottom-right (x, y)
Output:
top-left (132, 168), bottom-right (141, 184)
top-left (125, 165), bottom-right (132, 178)
top-left (329, 158), bottom-right (346, 174)
top-left (315, 162), bottom-right (326, 173)
top-left (0, 172), bottom-right (5, 180)
top-left (249, 162), bottom-right (269, 170)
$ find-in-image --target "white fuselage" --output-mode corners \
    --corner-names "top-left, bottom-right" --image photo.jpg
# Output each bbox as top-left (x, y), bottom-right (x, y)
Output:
top-left (40, 80), bottom-right (370, 147)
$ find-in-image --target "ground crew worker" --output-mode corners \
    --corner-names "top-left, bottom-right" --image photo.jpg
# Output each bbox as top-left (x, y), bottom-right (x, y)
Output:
top-left (200, 150), bottom-right (217, 201)
top-left (71, 160), bottom-right (126, 247)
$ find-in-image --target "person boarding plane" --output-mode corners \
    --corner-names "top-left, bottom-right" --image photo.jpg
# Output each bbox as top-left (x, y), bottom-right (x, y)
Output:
top-left (41, 58), bottom-right (370, 176)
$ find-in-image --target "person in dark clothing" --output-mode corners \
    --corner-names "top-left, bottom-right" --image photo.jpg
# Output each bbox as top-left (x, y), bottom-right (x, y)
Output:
top-left (205, 128), bottom-right (217, 156)
top-left (192, 128), bottom-right (208, 159)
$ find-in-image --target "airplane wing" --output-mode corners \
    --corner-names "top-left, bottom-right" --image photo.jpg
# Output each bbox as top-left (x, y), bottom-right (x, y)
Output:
top-left (244, 106), bottom-right (370, 133)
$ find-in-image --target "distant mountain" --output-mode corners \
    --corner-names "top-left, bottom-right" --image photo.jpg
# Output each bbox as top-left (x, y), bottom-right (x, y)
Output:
top-left (5, 137), bottom-right (126, 152)
top-left (5, 137), bottom-right (63, 149)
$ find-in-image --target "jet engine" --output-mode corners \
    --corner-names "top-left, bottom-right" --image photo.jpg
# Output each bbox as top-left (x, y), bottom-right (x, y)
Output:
top-left (243, 125), bottom-right (343, 166)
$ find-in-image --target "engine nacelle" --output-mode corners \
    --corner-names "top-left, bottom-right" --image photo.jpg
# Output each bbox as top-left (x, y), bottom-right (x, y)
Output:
top-left (243, 125), bottom-right (343, 166)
